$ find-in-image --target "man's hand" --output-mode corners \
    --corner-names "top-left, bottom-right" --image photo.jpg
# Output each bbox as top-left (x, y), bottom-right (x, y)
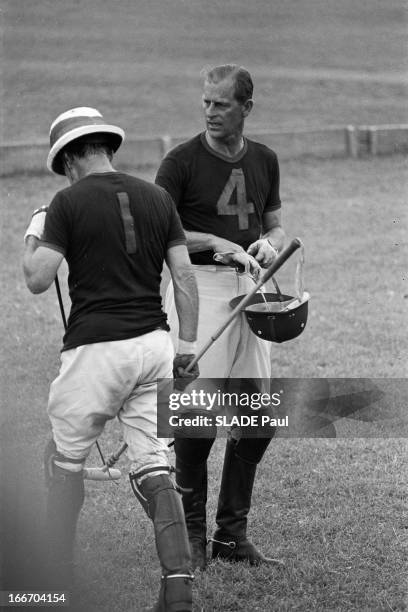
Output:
top-left (213, 251), bottom-right (261, 280)
top-left (24, 206), bottom-right (48, 243)
top-left (173, 354), bottom-right (200, 391)
top-left (247, 238), bottom-right (279, 267)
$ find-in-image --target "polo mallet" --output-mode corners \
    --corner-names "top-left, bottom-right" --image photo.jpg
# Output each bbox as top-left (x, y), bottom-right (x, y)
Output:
top-left (54, 275), bottom-right (121, 482)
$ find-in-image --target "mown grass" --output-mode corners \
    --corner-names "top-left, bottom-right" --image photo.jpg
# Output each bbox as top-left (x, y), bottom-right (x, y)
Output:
top-left (1, 155), bottom-right (407, 611)
top-left (74, 431), bottom-right (407, 611)
top-left (3, 0), bottom-right (407, 142)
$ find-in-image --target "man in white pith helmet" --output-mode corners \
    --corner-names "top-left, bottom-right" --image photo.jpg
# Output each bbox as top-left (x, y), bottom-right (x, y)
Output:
top-left (23, 107), bottom-right (199, 611)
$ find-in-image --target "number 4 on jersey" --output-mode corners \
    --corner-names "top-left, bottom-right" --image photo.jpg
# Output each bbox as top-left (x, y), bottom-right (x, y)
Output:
top-left (216, 168), bottom-right (254, 230)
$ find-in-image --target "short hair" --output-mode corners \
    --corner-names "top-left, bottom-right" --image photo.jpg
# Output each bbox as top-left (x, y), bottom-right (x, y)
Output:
top-left (201, 64), bottom-right (254, 104)
top-left (60, 135), bottom-right (114, 168)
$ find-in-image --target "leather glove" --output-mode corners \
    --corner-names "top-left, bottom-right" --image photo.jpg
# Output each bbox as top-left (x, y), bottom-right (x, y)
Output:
top-left (247, 238), bottom-right (279, 267)
top-left (24, 206), bottom-right (48, 243)
top-left (173, 354), bottom-right (200, 391)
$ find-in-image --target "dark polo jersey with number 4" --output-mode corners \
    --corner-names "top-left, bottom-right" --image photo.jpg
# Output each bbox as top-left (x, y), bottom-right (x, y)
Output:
top-left (155, 132), bottom-right (281, 265)
top-left (42, 172), bottom-right (186, 351)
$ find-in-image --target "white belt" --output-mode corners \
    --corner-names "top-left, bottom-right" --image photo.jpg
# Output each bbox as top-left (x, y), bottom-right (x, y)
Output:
top-left (192, 264), bottom-right (240, 273)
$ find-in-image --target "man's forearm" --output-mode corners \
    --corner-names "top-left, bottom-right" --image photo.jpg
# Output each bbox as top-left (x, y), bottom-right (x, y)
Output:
top-left (172, 265), bottom-right (199, 342)
top-left (166, 245), bottom-right (199, 343)
top-left (184, 230), bottom-right (243, 255)
top-left (23, 238), bottom-right (63, 294)
top-left (184, 231), bottom-right (215, 253)
top-left (23, 236), bottom-right (41, 292)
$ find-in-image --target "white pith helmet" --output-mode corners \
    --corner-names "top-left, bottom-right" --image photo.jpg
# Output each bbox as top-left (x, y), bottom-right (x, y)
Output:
top-left (47, 107), bottom-right (125, 175)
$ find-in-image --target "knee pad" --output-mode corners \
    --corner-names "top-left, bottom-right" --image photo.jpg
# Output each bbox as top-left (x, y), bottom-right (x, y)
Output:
top-left (129, 466), bottom-right (176, 517)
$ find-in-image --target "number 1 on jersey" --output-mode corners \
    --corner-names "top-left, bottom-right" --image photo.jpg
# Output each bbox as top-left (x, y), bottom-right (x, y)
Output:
top-left (117, 192), bottom-right (137, 254)
top-left (216, 168), bottom-right (255, 230)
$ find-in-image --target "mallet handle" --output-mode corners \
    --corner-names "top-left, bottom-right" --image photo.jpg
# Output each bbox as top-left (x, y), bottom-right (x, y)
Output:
top-left (184, 238), bottom-right (302, 373)
top-left (105, 442), bottom-right (128, 467)
top-left (55, 275), bottom-right (68, 331)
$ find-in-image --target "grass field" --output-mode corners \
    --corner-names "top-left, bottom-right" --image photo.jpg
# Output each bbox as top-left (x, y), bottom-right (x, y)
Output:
top-left (1, 155), bottom-right (407, 611)
top-left (3, 0), bottom-right (407, 143)
top-left (1, 1), bottom-right (408, 610)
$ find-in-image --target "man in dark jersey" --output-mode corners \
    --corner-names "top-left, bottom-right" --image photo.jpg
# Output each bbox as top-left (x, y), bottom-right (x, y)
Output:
top-left (156, 65), bottom-right (285, 570)
top-left (23, 107), bottom-right (199, 611)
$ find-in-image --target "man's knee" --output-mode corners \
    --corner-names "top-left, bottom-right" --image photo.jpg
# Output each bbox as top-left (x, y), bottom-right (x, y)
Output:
top-left (129, 465), bottom-right (178, 516)
top-left (232, 436), bottom-right (272, 464)
top-left (174, 436), bottom-right (215, 465)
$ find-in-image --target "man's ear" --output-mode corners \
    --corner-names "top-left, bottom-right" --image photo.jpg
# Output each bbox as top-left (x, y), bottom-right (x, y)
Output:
top-left (242, 98), bottom-right (253, 118)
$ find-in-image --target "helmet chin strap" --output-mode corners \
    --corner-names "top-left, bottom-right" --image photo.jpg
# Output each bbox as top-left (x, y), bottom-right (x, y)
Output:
top-left (294, 240), bottom-right (305, 300)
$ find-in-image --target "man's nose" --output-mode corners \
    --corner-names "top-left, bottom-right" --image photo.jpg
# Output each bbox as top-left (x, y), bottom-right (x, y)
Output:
top-left (206, 102), bottom-right (216, 115)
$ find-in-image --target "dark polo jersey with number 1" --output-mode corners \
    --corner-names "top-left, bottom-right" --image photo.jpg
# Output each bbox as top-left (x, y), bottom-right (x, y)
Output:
top-left (41, 172), bottom-right (186, 351)
top-left (155, 132), bottom-right (281, 265)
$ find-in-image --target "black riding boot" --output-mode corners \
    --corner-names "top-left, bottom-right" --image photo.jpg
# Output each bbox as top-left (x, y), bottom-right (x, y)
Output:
top-left (174, 437), bottom-right (215, 571)
top-left (134, 472), bottom-right (194, 612)
top-left (211, 437), bottom-right (283, 566)
top-left (45, 463), bottom-right (85, 589)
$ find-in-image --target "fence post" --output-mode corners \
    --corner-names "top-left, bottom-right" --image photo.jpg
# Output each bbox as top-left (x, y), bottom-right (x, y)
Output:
top-left (345, 125), bottom-right (358, 158)
top-left (368, 127), bottom-right (378, 156)
top-left (160, 135), bottom-right (173, 158)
